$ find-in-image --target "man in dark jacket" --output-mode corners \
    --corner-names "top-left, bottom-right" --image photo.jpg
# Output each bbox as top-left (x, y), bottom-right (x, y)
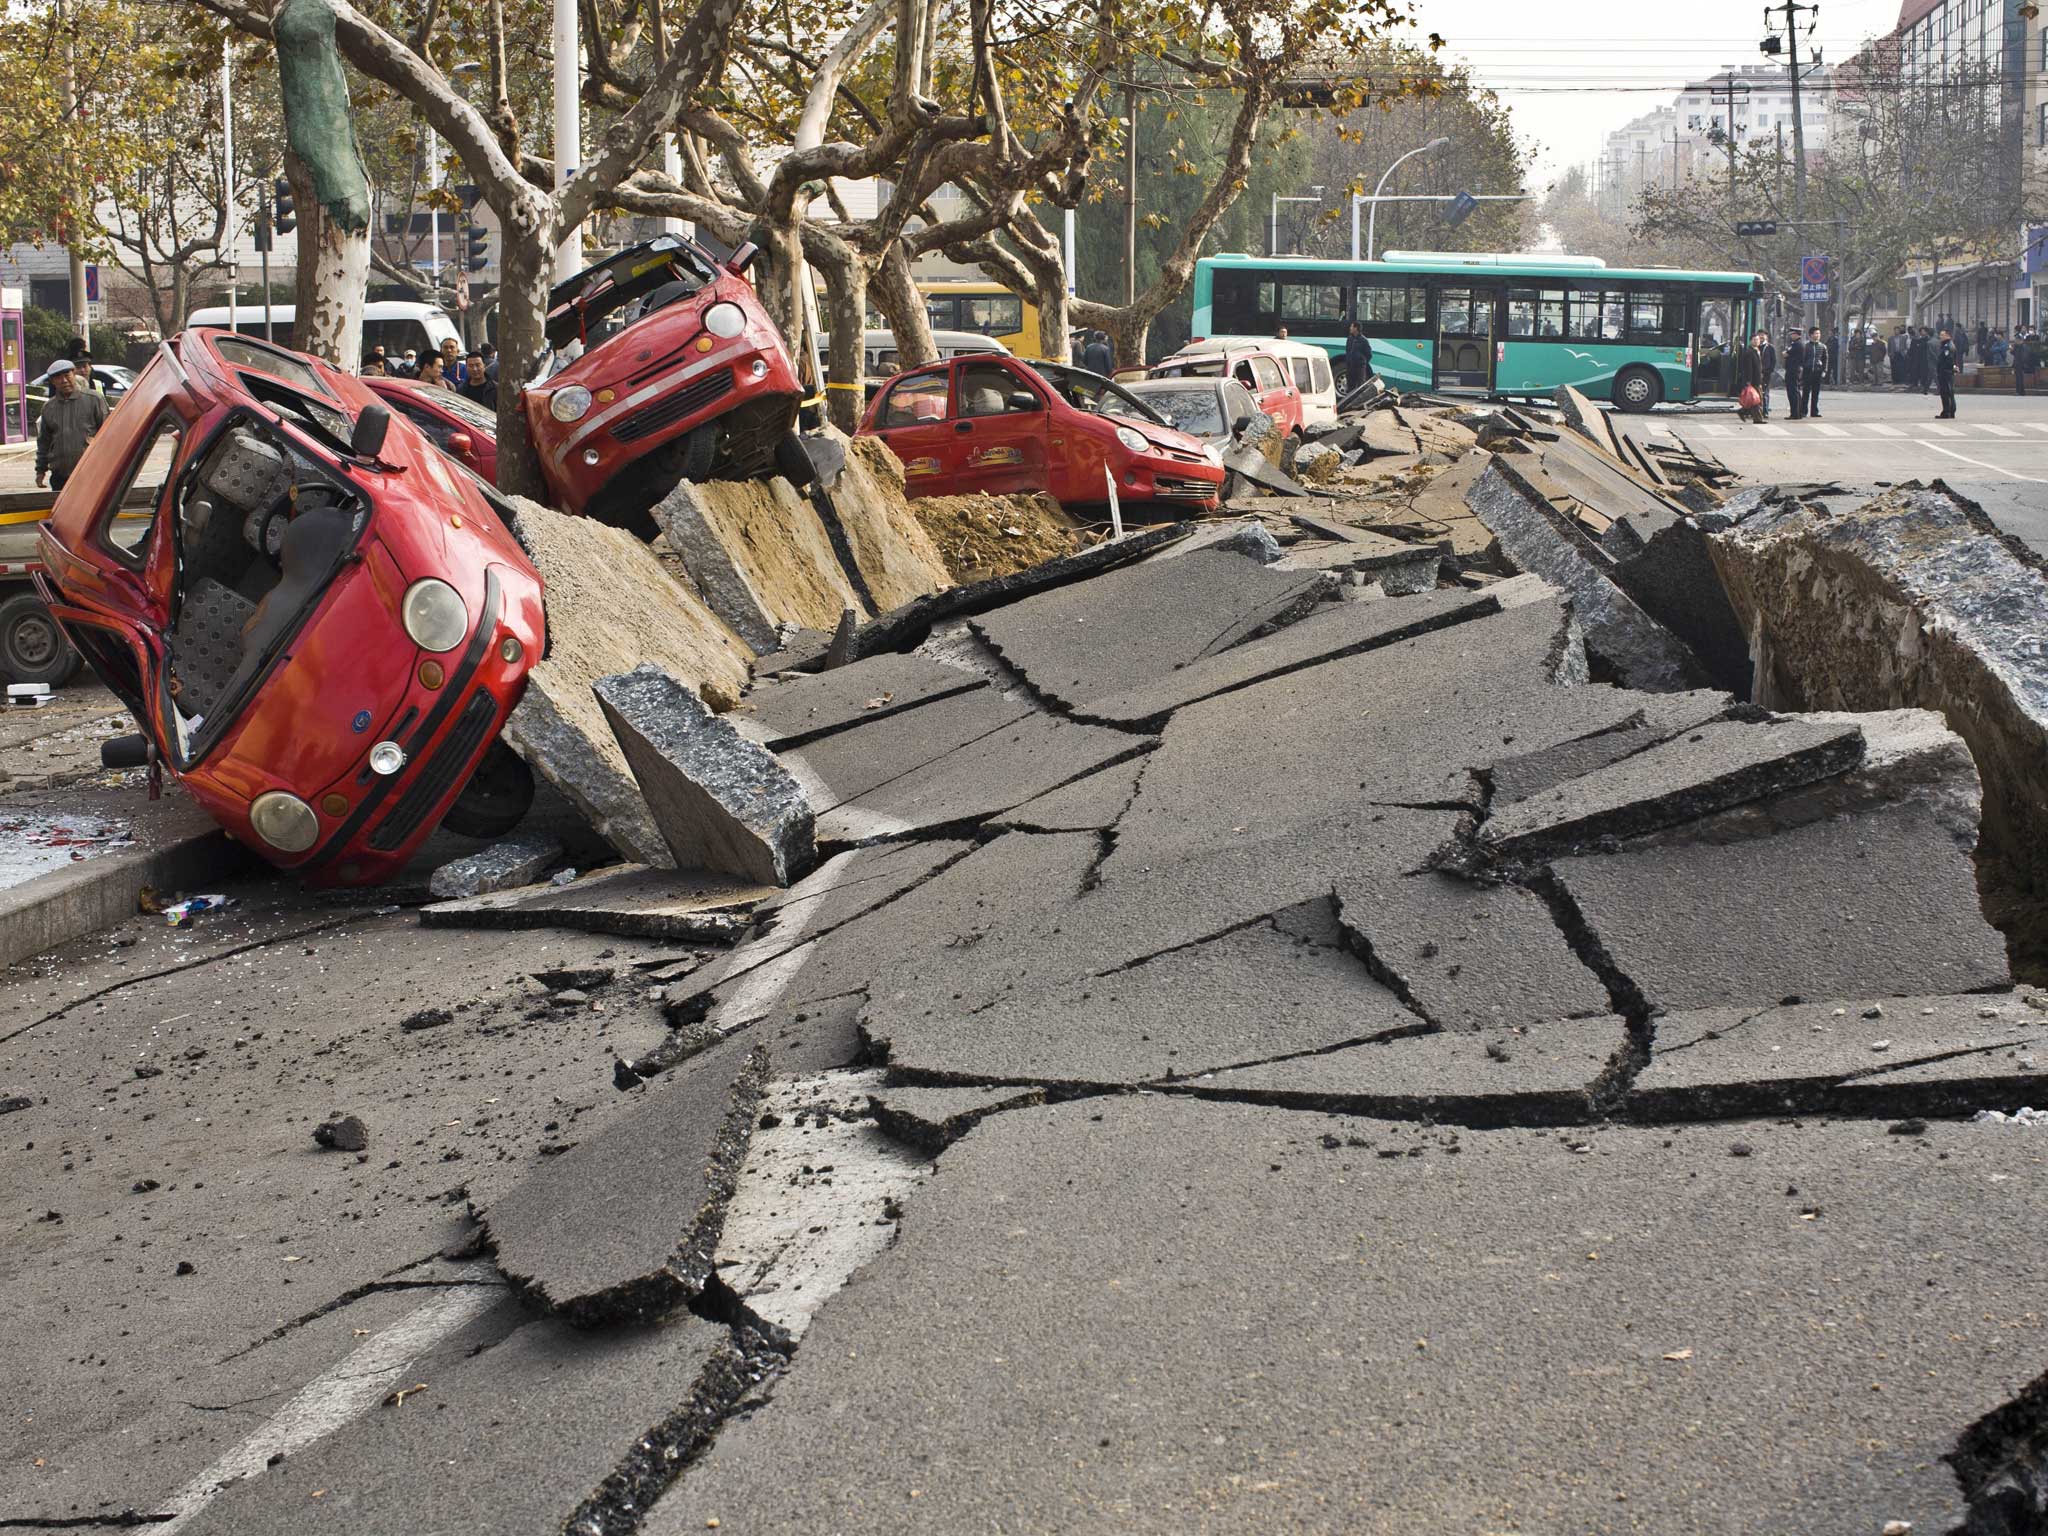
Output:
top-left (34, 360), bottom-right (109, 492)
top-left (1911, 328), bottom-right (1933, 392)
top-left (1801, 326), bottom-right (1828, 418)
top-left (1343, 321), bottom-right (1373, 395)
top-left (1082, 330), bottom-right (1114, 374)
top-left (2016, 329), bottom-right (2034, 396)
top-left (1936, 326), bottom-right (1959, 418)
top-left (1782, 329), bottom-right (1807, 420)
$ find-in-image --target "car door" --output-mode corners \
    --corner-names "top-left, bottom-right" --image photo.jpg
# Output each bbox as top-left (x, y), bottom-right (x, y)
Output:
top-left (869, 366), bottom-right (959, 491)
top-left (1248, 356), bottom-right (1300, 435)
top-left (951, 359), bottom-right (1049, 497)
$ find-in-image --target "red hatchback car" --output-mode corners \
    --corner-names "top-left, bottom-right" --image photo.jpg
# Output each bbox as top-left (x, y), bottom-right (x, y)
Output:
top-left (525, 235), bottom-right (806, 535)
top-left (35, 329), bottom-right (545, 887)
top-left (365, 375), bottom-right (500, 486)
top-left (857, 355), bottom-right (1225, 512)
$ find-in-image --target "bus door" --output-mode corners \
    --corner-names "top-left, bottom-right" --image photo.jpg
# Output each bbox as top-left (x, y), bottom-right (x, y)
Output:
top-left (1692, 294), bottom-right (1738, 397)
top-left (1433, 286), bottom-right (1499, 391)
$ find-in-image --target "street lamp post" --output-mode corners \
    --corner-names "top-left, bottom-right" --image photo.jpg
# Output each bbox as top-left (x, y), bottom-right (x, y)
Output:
top-left (1269, 187), bottom-right (1324, 257)
top-left (1357, 137), bottom-right (1450, 262)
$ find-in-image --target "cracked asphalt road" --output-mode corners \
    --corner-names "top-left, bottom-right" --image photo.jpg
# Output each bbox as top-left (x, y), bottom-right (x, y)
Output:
top-left (4, 525), bottom-right (2046, 1535)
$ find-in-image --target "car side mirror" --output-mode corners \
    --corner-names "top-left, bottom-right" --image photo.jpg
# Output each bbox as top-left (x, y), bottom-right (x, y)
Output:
top-left (447, 431), bottom-right (474, 458)
top-left (1006, 391), bottom-right (1041, 412)
top-left (728, 242), bottom-right (760, 275)
top-left (352, 402), bottom-right (391, 459)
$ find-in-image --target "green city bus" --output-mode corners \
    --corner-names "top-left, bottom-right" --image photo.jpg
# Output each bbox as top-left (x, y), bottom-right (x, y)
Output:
top-left (1190, 251), bottom-right (1764, 410)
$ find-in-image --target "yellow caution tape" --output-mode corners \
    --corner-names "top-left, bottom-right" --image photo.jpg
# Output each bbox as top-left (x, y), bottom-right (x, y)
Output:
top-left (824, 381), bottom-right (865, 392)
top-left (0, 508), bottom-right (52, 525)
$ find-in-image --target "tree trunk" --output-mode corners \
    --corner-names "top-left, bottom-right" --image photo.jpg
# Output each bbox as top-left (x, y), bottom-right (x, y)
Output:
top-left (869, 243), bottom-right (936, 366)
top-left (1102, 309), bottom-right (1150, 373)
top-left (273, 0), bottom-right (373, 370)
top-left (814, 254), bottom-right (870, 434)
top-left (492, 236), bottom-right (552, 499)
top-left (754, 225), bottom-right (805, 346)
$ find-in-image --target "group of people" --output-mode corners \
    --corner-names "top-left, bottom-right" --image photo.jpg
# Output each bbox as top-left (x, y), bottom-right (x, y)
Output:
top-left (1068, 330), bottom-right (1115, 375)
top-left (1740, 322), bottom-right (1963, 422)
top-left (361, 336), bottom-right (499, 408)
top-left (1884, 322), bottom-right (2040, 395)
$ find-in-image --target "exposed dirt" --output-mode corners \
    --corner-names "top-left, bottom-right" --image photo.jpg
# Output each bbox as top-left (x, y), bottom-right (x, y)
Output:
top-left (911, 492), bottom-right (1092, 583)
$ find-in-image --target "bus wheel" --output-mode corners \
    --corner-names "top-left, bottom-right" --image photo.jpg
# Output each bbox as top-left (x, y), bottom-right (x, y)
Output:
top-left (1614, 366), bottom-right (1663, 413)
top-left (0, 593), bottom-right (81, 689)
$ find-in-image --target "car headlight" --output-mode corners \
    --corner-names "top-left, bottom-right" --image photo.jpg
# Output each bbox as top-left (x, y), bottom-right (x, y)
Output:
top-left (549, 385), bottom-right (592, 422)
top-left (1115, 426), bottom-right (1149, 453)
top-left (250, 790), bottom-right (320, 853)
top-left (401, 578), bottom-right (469, 653)
top-left (702, 302), bottom-right (747, 339)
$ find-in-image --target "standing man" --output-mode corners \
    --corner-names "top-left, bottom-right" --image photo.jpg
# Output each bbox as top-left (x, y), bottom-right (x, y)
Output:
top-left (1758, 330), bottom-right (1777, 418)
top-left (1914, 327), bottom-right (1934, 394)
top-left (1343, 321), bottom-right (1373, 395)
top-left (34, 360), bottom-right (109, 493)
top-left (1935, 326), bottom-right (1959, 419)
top-left (2017, 328), bottom-right (2034, 397)
top-left (1802, 326), bottom-right (1828, 419)
top-left (1082, 330), bottom-right (1114, 375)
top-left (1783, 328), bottom-right (1807, 420)
top-left (460, 350), bottom-right (496, 408)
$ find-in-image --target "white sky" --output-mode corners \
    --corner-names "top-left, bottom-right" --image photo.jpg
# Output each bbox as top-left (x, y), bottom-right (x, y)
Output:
top-left (1415, 0), bottom-right (1909, 185)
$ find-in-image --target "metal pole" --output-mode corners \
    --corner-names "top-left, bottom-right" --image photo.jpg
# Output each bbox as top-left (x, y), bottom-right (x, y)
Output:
top-left (60, 0), bottom-right (89, 348)
top-left (429, 133), bottom-right (441, 289)
top-left (1723, 72), bottom-right (1737, 225)
top-left (1366, 139), bottom-right (1448, 264)
top-left (661, 136), bottom-right (691, 237)
top-left (1785, 4), bottom-right (1811, 326)
top-left (262, 237), bottom-right (272, 343)
top-left (1123, 83), bottom-right (1137, 307)
top-left (552, 0), bottom-right (581, 284)
top-left (1269, 193), bottom-right (1277, 258)
top-left (1064, 205), bottom-right (1076, 295)
top-left (223, 38), bottom-right (237, 336)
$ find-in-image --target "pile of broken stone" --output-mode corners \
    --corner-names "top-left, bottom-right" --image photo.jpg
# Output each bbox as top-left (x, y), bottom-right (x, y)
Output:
top-left (195, 393), bottom-right (2048, 1535)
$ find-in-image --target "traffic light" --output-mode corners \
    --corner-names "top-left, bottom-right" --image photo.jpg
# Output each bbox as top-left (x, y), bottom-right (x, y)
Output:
top-left (1735, 219), bottom-right (1778, 237)
top-left (274, 178), bottom-right (296, 236)
top-left (466, 225), bottom-right (490, 273)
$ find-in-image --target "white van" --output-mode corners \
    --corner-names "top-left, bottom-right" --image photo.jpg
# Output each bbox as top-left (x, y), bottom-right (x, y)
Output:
top-left (182, 301), bottom-right (463, 363)
top-left (1172, 335), bottom-right (1338, 428)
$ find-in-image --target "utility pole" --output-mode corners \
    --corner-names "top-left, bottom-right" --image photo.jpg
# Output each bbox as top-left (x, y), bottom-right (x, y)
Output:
top-left (1667, 123), bottom-right (1683, 186)
top-left (1763, 2), bottom-right (1816, 321)
top-left (58, 0), bottom-right (88, 348)
top-left (1720, 72), bottom-right (1751, 224)
top-left (223, 37), bottom-right (237, 336)
top-left (552, 0), bottom-right (581, 284)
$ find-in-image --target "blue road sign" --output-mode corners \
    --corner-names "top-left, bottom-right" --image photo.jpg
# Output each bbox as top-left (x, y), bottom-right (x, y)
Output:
top-left (1799, 253), bottom-right (1830, 304)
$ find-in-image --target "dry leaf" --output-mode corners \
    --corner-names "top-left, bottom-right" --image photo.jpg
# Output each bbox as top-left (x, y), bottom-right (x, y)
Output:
top-left (383, 1382), bottom-right (429, 1407)
top-left (1663, 1348), bottom-right (1694, 1361)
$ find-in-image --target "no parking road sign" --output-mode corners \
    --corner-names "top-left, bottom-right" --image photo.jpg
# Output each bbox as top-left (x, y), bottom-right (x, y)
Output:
top-left (1800, 253), bottom-right (1831, 304)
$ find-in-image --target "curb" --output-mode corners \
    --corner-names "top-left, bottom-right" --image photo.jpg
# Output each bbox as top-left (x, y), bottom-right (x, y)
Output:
top-left (0, 826), bottom-right (253, 968)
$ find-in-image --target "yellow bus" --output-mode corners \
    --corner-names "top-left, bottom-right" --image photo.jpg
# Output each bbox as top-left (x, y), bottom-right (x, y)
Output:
top-left (915, 282), bottom-right (1046, 359)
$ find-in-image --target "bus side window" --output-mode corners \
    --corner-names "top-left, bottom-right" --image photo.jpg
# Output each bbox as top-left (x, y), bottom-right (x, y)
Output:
top-left (1507, 290), bottom-right (1536, 337)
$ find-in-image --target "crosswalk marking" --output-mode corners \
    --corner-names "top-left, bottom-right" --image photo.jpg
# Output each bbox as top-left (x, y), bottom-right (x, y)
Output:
top-left (1753, 423), bottom-right (1788, 438)
top-left (1862, 423), bottom-right (1905, 437)
top-left (1809, 423), bottom-right (1849, 437)
top-left (1922, 422), bottom-right (1967, 437)
top-left (1917, 441), bottom-right (2048, 484)
top-left (1977, 424), bottom-right (2022, 437)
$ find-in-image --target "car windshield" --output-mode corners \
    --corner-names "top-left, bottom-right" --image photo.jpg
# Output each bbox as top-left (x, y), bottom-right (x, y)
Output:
top-left (544, 236), bottom-right (720, 348)
top-left (426, 389), bottom-right (498, 431)
top-left (1127, 386), bottom-right (1223, 435)
top-left (1030, 363), bottom-right (1167, 426)
top-left (211, 334), bottom-right (335, 398)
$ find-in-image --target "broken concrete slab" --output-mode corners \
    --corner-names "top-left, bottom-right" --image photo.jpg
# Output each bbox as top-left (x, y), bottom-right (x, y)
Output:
top-left (867, 1082), bottom-right (1050, 1152)
top-left (969, 549), bottom-right (1331, 712)
top-left (730, 653), bottom-right (985, 750)
top-left (1553, 382), bottom-right (1606, 446)
top-left (814, 710), bottom-right (1143, 845)
top-left (713, 1068), bottom-right (932, 1337)
top-left (1185, 1015), bottom-right (1624, 1126)
top-left (420, 863), bottom-right (765, 942)
top-left (595, 665), bottom-right (816, 887)
top-left (846, 523), bottom-right (1188, 660)
top-left (503, 498), bottom-right (751, 867)
top-left (478, 1037), bottom-right (767, 1325)
top-left (1486, 690), bottom-right (1734, 807)
top-left (1272, 524), bottom-right (1442, 594)
top-left (1476, 715), bottom-right (1867, 863)
top-left (1070, 585), bottom-right (1506, 733)
top-left (425, 833), bottom-right (564, 901)
top-left (866, 912), bottom-right (1422, 1089)
top-left (653, 475), bottom-right (869, 653)
top-left (1465, 456), bottom-right (1704, 693)
top-left (1143, 518), bottom-right (1283, 565)
top-left (1553, 798), bottom-right (2011, 1015)
top-left (1707, 482), bottom-right (2048, 978)
top-left (780, 687), bottom-right (1033, 813)
top-left (1597, 498), bottom-right (1754, 696)
top-left (991, 753), bottom-right (1149, 832)
top-left (173, 1298), bottom-right (728, 1536)
top-left (1335, 870), bottom-right (1615, 1033)
top-left (648, 1097), bottom-right (2048, 1536)
top-left (808, 430), bottom-right (956, 611)
top-left (1631, 992), bottom-right (2047, 1122)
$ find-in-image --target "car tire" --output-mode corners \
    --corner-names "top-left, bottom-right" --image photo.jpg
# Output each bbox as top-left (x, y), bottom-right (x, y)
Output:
top-left (441, 740), bottom-right (536, 840)
top-left (676, 422), bottom-right (721, 483)
top-left (1614, 365), bottom-right (1664, 413)
top-left (774, 433), bottom-right (818, 489)
top-left (0, 592), bottom-right (81, 689)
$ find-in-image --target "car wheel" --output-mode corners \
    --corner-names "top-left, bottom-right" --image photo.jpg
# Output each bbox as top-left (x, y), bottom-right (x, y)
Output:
top-left (774, 432), bottom-right (818, 489)
top-left (1614, 365), bottom-right (1663, 413)
top-left (441, 740), bottom-right (536, 840)
top-left (676, 421), bottom-right (721, 483)
top-left (0, 592), bottom-right (81, 688)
